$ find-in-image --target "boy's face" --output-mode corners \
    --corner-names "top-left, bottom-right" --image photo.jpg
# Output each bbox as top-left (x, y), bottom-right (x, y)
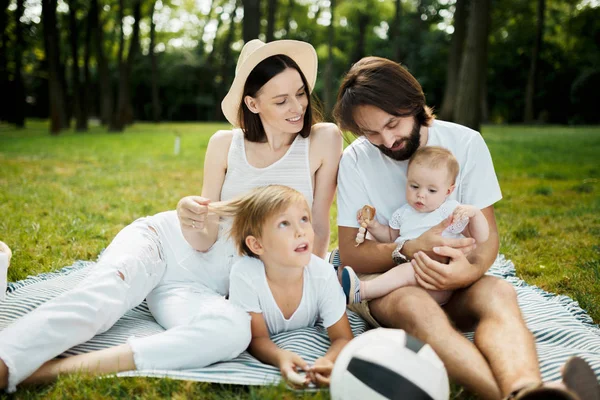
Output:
top-left (251, 201), bottom-right (314, 268)
top-left (406, 163), bottom-right (455, 213)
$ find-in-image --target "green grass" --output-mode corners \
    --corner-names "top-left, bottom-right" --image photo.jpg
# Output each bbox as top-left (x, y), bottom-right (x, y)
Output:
top-left (1, 121), bottom-right (599, 399)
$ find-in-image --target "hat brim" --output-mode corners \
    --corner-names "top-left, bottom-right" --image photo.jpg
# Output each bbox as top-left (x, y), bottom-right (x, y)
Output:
top-left (221, 40), bottom-right (318, 127)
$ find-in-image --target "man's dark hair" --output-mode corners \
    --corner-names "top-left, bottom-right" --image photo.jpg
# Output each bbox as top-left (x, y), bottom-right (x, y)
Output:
top-left (333, 56), bottom-right (434, 136)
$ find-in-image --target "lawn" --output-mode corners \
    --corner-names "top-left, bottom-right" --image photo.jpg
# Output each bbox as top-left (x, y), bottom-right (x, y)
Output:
top-left (0, 121), bottom-right (599, 399)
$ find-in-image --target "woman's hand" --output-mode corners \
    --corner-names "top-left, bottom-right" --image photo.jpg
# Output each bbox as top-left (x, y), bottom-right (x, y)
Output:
top-left (307, 357), bottom-right (334, 387)
top-left (278, 350), bottom-right (310, 387)
top-left (176, 196), bottom-right (211, 231)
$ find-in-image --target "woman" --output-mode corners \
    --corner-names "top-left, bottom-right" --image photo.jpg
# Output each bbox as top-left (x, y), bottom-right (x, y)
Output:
top-left (0, 39), bottom-right (342, 392)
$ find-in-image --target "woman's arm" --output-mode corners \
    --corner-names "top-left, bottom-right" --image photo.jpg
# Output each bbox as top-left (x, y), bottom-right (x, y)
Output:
top-left (248, 312), bottom-right (310, 385)
top-left (177, 131), bottom-right (232, 252)
top-left (310, 123), bottom-right (343, 258)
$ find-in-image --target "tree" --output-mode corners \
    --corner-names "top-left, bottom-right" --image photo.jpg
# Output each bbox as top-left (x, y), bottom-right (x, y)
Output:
top-left (111, 0), bottom-right (142, 131)
top-left (150, 0), bottom-right (162, 122)
top-left (14, 0), bottom-right (26, 128)
top-left (42, 0), bottom-right (68, 134)
top-left (389, 0), bottom-right (402, 63)
top-left (215, 0), bottom-right (239, 119)
top-left (242, 0), bottom-right (260, 42)
top-left (324, 0), bottom-right (335, 117)
top-left (524, 0), bottom-right (545, 123)
top-left (0, 0), bottom-right (9, 123)
top-left (266, 0), bottom-right (277, 42)
top-left (90, 0), bottom-right (112, 126)
top-left (454, 0), bottom-right (491, 132)
top-left (68, 0), bottom-right (86, 131)
top-left (439, 0), bottom-right (468, 121)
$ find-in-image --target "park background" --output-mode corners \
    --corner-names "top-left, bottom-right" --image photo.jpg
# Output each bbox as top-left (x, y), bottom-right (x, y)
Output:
top-left (0, 0), bottom-right (599, 398)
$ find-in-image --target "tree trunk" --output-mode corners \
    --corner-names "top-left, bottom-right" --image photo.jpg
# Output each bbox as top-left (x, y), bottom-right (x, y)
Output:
top-left (91, 0), bottom-right (112, 126)
top-left (352, 12), bottom-right (370, 63)
top-left (324, 0), bottom-right (335, 118)
top-left (215, 0), bottom-right (238, 120)
top-left (524, 0), bottom-right (545, 123)
top-left (13, 0), bottom-right (26, 128)
top-left (453, 0), bottom-right (491, 132)
top-left (242, 0), bottom-right (260, 43)
top-left (42, 0), bottom-right (68, 134)
top-left (68, 0), bottom-right (86, 131)
top-left (0, 0), bottom-right (9, 123)
top-left (266, 0), bottom-right (276, 42)
top-left (150, 0), bottom-right (161, 122)
top-left (81, 0), bottom-right (92, 128)
top-left (206, 2), bottom-right (224, 67)
top-left (112, 0), bottom-right (141, 131)
top-left (284, 0), bottom-right (295, 35)
top-left (439, 0), bottom-right (468, 121)
top-left (390, 0), bottom-right (402, 62)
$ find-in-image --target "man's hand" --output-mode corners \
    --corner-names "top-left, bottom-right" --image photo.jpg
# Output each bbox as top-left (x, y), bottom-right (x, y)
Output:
top-left (411, 246), bottom-right (482, 291)
top-left (404, 217), bottom-right (476, 262)
top-left (307, 357), bottom-right (334, 387)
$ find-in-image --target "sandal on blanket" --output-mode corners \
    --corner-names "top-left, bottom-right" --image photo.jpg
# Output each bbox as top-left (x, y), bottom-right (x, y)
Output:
top-left (562, 356), bottom-right (600, 400)
top-left (504, 383), bottom-right (579, 400)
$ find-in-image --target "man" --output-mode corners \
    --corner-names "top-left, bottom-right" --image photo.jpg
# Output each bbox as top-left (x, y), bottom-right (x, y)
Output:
top-left (333, 57), bottom-right (597, 400)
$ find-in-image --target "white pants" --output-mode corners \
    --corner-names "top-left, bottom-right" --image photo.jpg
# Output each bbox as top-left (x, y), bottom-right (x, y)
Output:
top-left (0, 215), bottom-right (251, 392)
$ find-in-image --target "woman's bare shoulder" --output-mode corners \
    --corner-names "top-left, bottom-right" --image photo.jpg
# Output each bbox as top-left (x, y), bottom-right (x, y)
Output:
top-left (309, 123), bottom-right (343, 153)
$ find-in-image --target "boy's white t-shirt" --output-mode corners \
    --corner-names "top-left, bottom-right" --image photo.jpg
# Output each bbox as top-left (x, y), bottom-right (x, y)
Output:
top-left (229, 254), bottom-right (347, 336)
top-left (389, 199), bottom-right (463, 242)
top-left (337, 119), bottom-right (502, 228)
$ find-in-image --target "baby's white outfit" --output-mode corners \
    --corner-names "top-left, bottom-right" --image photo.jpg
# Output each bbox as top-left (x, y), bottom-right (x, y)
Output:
top-left (0, 129), bottom-right (314, 392)
top-left (229, 255), bottom-right (347, 337)
top-left (389, 199), bottom-right (466, 242)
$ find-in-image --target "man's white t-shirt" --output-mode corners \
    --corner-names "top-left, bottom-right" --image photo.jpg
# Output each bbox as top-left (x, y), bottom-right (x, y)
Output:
top-left (337, 120), bottom-right (502, 228)
top-left (389, 199), bottom-right (464, 242)
top-left (229, 255), bottom-right (347, 336)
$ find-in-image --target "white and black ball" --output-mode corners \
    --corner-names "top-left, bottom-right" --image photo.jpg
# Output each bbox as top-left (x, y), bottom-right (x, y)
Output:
top-left (330, 328), bottom-right (449, 400)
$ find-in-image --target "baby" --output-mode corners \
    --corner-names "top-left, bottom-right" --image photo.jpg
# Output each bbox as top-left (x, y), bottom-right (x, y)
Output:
top-left (210, 185), bottom-right (353, 387)
top-left (343, 146), bottom-right (489, 305)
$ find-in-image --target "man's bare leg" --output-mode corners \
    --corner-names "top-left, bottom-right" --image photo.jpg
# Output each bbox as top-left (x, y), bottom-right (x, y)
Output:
top-left (369, 286), bottom-right (502, 400)
top-left (22, 344), bottom-right (136, 385)
top-left (445, 276), bottom-right (542, 396)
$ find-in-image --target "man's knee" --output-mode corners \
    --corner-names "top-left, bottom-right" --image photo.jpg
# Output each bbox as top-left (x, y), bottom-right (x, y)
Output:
top-left (371, 287), bottom-right (448, 331)
top-left (471, 276), bottom-right (520, 320)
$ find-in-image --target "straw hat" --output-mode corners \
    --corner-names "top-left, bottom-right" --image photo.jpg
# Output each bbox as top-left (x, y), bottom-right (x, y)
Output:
top-left (221, 39), bottom-right (318, 127)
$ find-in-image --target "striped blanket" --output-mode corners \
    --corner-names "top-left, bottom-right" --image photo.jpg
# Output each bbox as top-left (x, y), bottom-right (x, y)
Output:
top-left (1, 253), bottom-right (599, 386)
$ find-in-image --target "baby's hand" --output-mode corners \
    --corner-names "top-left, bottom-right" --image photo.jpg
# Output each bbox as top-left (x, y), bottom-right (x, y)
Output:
top-left (307, 357), bottom-right (334, 387)
top-left (452, 205), bottom-right (476, 222)
top-left (356, 205), bottom-right (377, 228)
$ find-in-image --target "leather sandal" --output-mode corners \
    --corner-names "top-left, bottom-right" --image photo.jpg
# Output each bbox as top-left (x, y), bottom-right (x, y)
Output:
top-left (504, 383), bottom-right (579, 400)
top-left (562, 356), bottom-right (600, 400)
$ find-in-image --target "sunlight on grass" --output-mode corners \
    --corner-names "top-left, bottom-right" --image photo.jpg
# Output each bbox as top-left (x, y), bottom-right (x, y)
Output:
top-left (1, 121), bottom-right (598, 399)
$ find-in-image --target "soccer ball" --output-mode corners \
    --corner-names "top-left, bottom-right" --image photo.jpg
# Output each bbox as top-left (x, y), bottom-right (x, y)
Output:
top-left (330, 328), bottom-right (449, 400)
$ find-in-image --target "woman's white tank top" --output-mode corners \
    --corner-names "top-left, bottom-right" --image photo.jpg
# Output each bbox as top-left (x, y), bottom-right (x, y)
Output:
top-left (220, 129), bottom-right (314, 206)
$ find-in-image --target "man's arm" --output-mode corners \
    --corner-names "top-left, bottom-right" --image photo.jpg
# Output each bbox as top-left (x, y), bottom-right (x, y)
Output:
top-left (411, 206), bottom-right (499, 291)
top-left (338, 226), bottom-right (397, 273)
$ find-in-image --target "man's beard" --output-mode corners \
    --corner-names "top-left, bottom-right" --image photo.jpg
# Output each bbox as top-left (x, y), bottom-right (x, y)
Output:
top-left (375, 120), bottom-right (422, 161)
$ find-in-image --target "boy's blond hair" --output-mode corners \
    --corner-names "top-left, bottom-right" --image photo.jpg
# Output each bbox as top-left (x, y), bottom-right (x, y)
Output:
top-left (408, 146), bottom-right (460, 184)
top-left (209, 185), bottom-right (311, 258)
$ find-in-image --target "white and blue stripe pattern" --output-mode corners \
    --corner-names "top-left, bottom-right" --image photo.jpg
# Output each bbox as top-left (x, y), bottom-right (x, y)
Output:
top-left (1, 254), bottom-right (599, 385)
